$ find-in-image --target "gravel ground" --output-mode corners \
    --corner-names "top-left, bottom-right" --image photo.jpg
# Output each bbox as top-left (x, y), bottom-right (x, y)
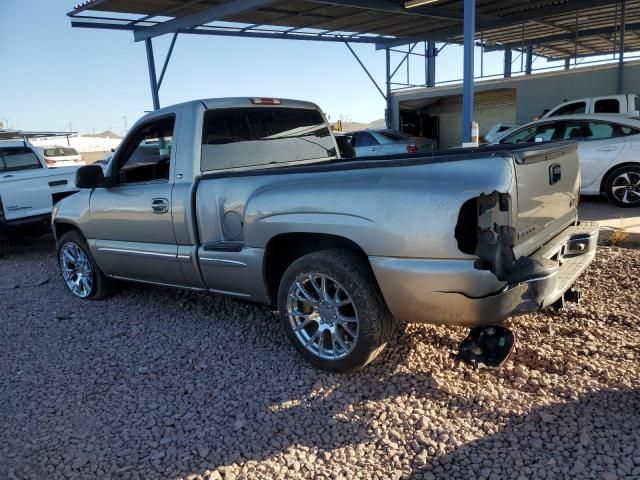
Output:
top-left (1, 236), bottom-right (639, 480)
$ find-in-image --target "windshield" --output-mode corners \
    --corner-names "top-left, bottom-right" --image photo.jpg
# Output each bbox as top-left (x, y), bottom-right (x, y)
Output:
top-left (43, 147), bottom-right (79, 157)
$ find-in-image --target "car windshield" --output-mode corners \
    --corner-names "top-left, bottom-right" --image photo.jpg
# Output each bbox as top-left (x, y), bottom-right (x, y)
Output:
top-left (378, 130), bottom-right (410, 142)
top-left (44, 147), bottom-right (78, 157)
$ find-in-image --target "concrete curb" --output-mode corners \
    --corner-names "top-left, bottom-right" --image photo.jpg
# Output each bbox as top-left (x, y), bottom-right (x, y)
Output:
top-left (597, 228), bottom-right (640, 249)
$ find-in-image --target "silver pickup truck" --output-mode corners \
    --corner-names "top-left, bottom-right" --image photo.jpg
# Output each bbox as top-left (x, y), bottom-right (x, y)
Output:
top-left (53, 98), bottom-right (598, 372)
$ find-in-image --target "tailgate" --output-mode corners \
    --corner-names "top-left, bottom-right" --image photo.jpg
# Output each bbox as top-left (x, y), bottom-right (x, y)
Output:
top-left (512, 141), bottom-right (580, 258)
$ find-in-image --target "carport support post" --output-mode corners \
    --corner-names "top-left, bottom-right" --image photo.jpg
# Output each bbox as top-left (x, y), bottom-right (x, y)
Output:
top-left (525, 46), bottom-right (533, 75)
top-left (426, 41), bottom-right (436, 87)
top-left (462, 0), bottom-right (475, 144)
top-left (617, 0), bottom-right (626, 94)
top-left (386, 47), bottom-right (392, 129)
top-left (145, 38), bottom-right (161, 111)
top-left (504, 48), bottom-right (512, 78)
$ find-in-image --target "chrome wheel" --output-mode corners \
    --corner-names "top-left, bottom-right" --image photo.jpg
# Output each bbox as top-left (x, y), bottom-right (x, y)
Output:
top-left (611, 171), bottom-right (640, 205)
top-left (286, 273), bottom-right (359, 361)
top-left (59, 242), bottom-right (94, 298)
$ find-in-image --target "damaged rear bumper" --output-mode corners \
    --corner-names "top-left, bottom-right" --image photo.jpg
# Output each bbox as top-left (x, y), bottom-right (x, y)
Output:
top-left (370, 221), bottom-right (599, 326)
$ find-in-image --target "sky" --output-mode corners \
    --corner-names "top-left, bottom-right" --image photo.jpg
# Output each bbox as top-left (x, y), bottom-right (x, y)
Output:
top-left (0, 0), bottom-right (512, 136)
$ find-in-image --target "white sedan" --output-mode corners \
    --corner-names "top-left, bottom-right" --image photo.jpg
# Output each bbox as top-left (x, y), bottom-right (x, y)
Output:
top-left (494, 114), bottom-right (640, 207)
top-left (349, 129), bottom-right (436, 158)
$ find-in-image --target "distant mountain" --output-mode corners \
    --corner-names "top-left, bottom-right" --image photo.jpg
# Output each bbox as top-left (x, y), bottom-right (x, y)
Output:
top-left (82, 131), bottom-right (122, 139)
top-left (341, 119), bottom-right (387, 132)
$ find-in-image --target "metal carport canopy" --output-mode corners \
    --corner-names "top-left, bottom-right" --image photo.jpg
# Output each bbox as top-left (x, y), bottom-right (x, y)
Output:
top-left (68, 0), bottom-right (637, 143)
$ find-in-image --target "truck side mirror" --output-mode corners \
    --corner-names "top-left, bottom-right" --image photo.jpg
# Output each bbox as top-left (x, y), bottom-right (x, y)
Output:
top-left (76, 165), bottom-right (107, 189)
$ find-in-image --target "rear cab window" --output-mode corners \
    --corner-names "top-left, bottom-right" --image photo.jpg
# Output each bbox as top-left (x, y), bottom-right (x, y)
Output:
top-left (594, 99), bottom-right (621, 114)
top-left (0, 146), bottom-right (42, 172)
top-left (201, 107), bottom-right (336, 172)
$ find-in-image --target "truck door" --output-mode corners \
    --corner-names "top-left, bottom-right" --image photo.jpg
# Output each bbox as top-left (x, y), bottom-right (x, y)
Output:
top-left (88, 115), bottom-right (185, 285)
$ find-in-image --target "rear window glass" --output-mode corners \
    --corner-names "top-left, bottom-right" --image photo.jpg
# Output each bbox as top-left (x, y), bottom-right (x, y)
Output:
top-left (594, 99), bottom-right (621, 114)
top-left (0, 147), bottom-right (42, 172)
top-left (201, 107), bottom-right (335, 171)
top-left (501, 123), bottom-right (562, 144)
top-left (378, 130), bottom-right (410, 142)
top-left (44, 147), bottom-right (79, 157)
top-left (620, 125), bottom-right (640, 136)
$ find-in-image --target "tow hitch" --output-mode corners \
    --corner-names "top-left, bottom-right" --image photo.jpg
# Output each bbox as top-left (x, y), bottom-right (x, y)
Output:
top-left (551, 286), bottom-right (582, 310)
top-left (456, 325), bottom-right (516, 369)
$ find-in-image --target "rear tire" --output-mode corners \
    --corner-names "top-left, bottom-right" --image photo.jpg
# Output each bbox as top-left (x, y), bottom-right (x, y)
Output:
top-left (277, 249), bottom-right (393, 372)
top-left (56, 230), bottom-right (114, 300)
top-left (605, 164), bottom-right (640, 208)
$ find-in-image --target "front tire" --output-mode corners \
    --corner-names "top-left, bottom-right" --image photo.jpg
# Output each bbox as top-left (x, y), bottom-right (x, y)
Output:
top-left (56, 230), bottom-right (114, 300)
top-left (277, 249), bottom-right (393, 372)
top-left (605, 165), bottom-right (640, 208)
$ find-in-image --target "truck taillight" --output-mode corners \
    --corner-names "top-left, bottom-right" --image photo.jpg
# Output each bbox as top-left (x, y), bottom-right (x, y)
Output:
top-left (75, 155), bottom-right (84, 164)
top-left (44, 158), bottom-right (55, 166)
top-left (406, 143), bottom-right (418, 153)
top-left (250, 98), bottom-right (282, 105)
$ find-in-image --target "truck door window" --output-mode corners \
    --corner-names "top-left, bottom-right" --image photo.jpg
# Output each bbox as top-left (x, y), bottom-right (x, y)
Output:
top-left (115, 117), bottom-right (174, 184)
top-left (201, 107), bottom-right (336, 171)
top-left (593, 99), bottom-right (621, 114)
top-left (0, 147), bottom-right (42, 172)
top-left (549, 102), bottom-right (586, 116)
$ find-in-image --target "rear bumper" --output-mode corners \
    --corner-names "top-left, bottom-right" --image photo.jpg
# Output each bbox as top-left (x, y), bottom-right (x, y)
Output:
top-left (370, 221), bottom-right (599, 326)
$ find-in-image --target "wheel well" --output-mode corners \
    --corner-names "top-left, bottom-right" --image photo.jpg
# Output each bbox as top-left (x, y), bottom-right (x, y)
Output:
top-left (600, 162), bottom-right (640, 193)
top-left (53, 222), bottom-right (80, 240)
top-left (263, 233), bottom-right (368, 305)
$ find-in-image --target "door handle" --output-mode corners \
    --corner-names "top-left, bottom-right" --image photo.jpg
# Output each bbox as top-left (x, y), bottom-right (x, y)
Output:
top-left (597, 146), bottom-right (617, 152)
top-left (549, 164), bottom-right (562, 185)
top-left (3, 174), bottom-right (13, 178)
top-left (151, 198), bottom-right (169, 214)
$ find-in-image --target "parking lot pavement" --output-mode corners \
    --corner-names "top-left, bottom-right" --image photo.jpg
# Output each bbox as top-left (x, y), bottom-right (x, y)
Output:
top-left (1, 236), bottom-right (639, 480)
top-left (580, 196), bottom-right (640, 244)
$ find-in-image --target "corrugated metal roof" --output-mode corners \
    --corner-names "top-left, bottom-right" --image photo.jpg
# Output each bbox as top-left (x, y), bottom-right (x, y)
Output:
top-left (69, 0), bottom-right (639, 58)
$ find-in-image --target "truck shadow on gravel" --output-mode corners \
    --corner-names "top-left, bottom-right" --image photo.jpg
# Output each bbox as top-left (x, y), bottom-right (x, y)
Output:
top-left (408, 387), bottom-right (640, 480)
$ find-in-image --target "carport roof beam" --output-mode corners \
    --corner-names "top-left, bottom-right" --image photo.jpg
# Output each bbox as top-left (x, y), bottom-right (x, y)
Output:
top-left (70, 0), bottom-right (638, 60)
top-left (133, 0), bottom-right (275, 42)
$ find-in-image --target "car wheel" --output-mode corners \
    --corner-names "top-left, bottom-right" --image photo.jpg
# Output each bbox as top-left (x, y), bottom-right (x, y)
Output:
top-left (605, 165), bottom-right (640, 208)
top-left (56, 230), bottom-right (114, 300)
top-left (277, 249), bottom-right (393, 372)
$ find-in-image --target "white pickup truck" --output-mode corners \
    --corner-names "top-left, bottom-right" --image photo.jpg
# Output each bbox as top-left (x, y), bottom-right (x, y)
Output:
top-left (543, 94), bottom-right (640, 118)
top-left (0, 140), bottom-right (79, 236)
